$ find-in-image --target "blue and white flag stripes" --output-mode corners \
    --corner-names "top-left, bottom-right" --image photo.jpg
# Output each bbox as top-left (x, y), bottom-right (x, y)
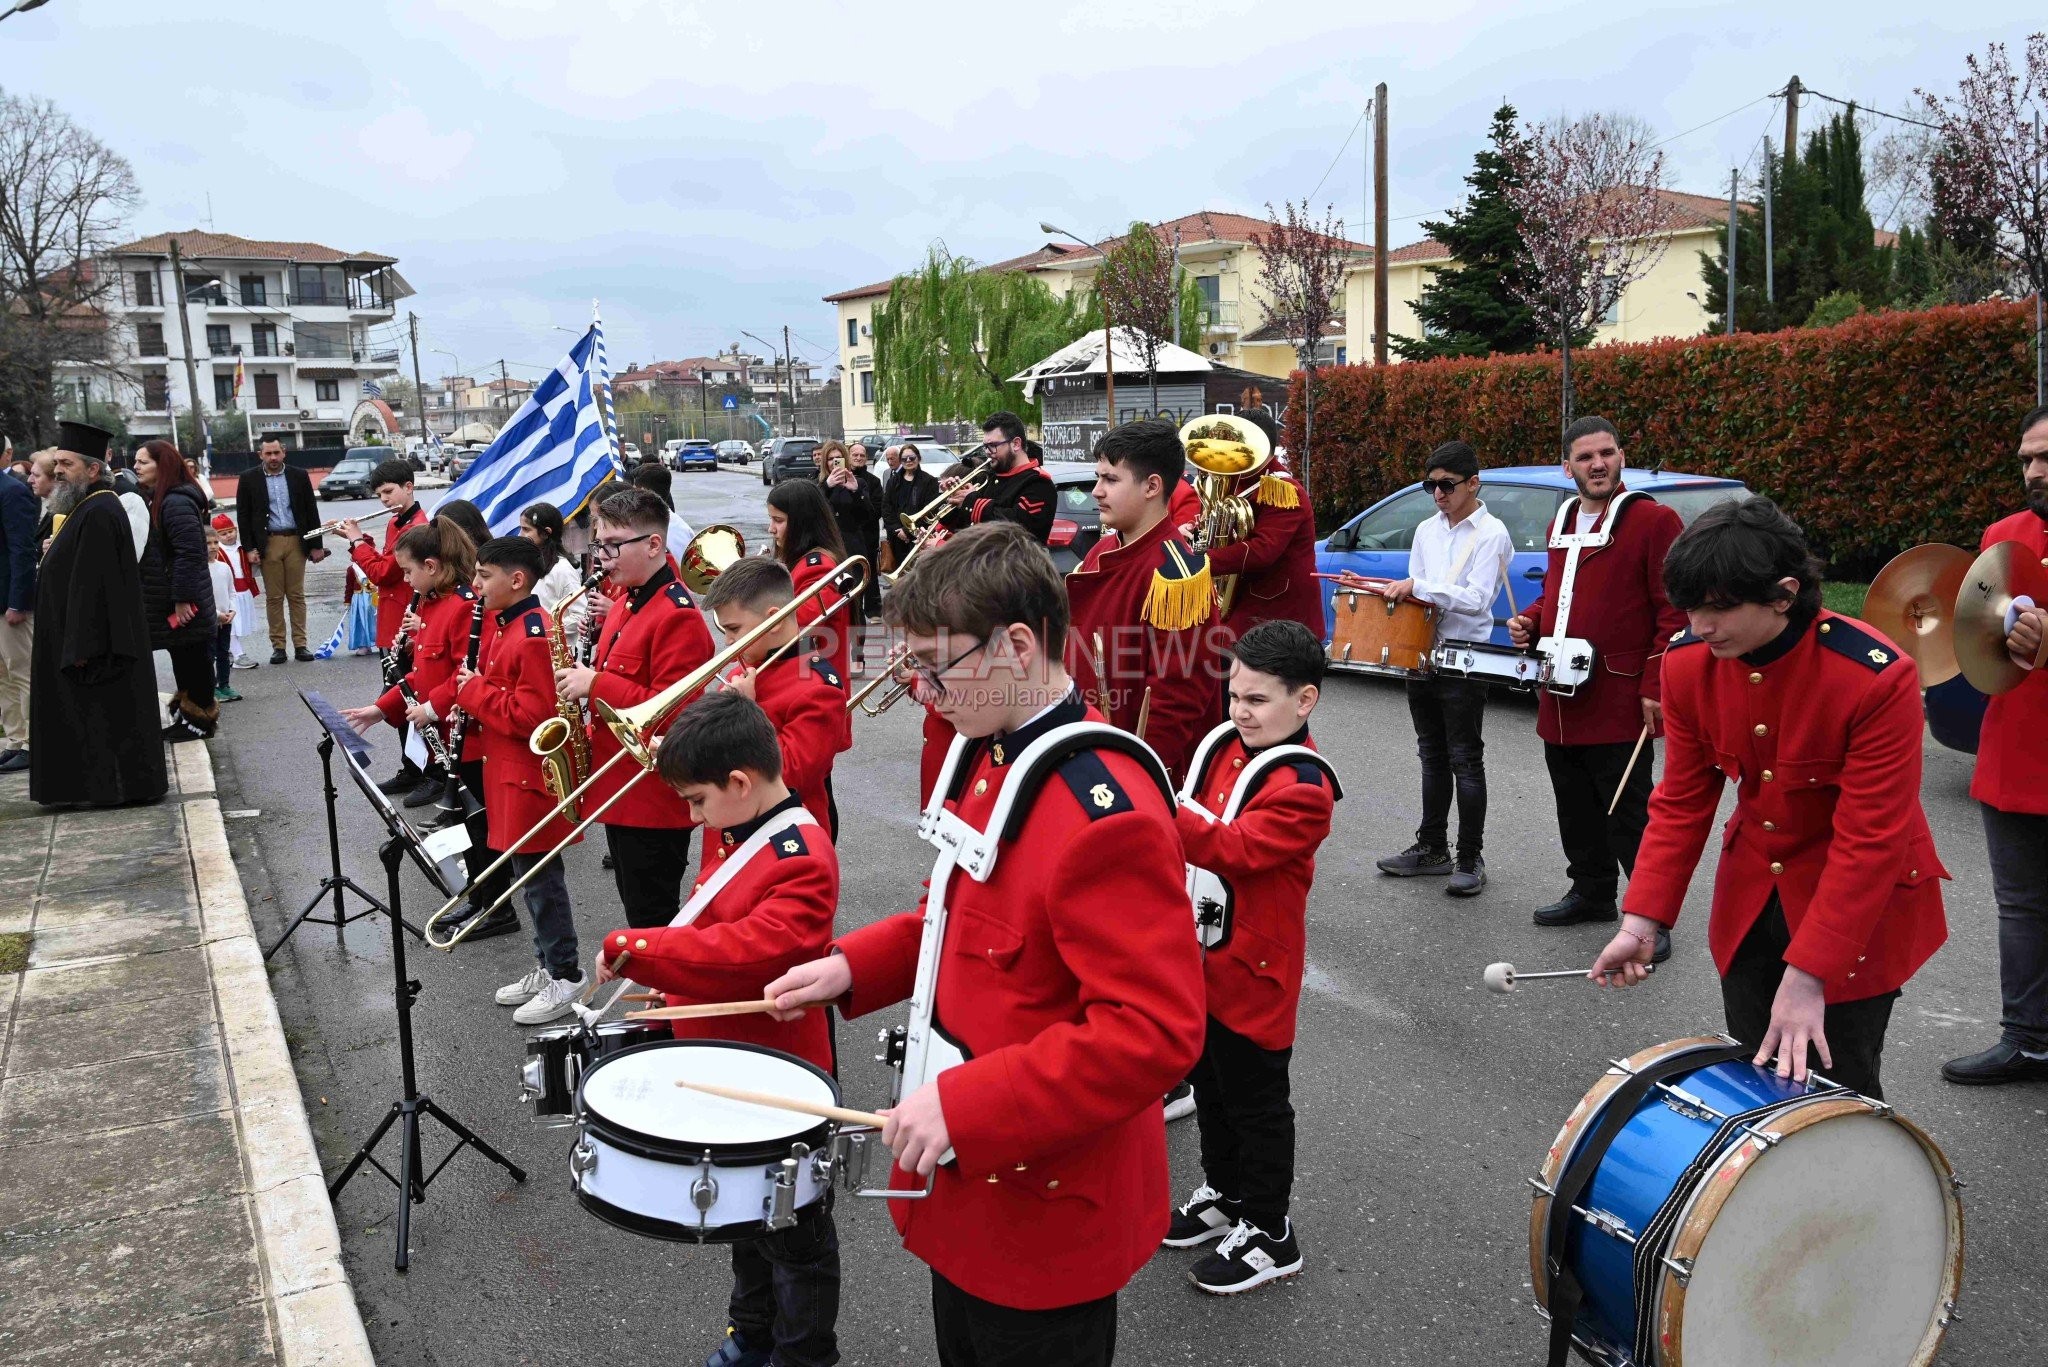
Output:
top-left (362, 379), bottom-right (383, 399)
top-left (440, 319), bottom-right (623, 535)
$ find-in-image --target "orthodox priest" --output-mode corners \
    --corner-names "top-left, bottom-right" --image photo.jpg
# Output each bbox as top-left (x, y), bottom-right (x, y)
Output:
top-left (31, 421), bottom-right (167, 807)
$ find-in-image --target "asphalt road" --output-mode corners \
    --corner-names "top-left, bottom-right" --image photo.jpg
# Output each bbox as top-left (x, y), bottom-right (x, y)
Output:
top-left (214, 466), bottom-right (2044, 1366)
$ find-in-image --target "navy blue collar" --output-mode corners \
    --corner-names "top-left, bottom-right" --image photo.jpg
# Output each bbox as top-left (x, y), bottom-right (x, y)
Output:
top-left (1741, 603), bottom-right (1818, 668)
top-left (723, 790), bottom-right (806, 845)
top-left (494, 593), bottom-right (540, 627)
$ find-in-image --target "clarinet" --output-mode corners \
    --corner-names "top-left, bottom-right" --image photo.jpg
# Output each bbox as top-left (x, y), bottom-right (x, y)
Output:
top-left (432, 601), bottom-right (488, 824)
top-left (399, 679), bottom-right (457, 773)
top-left (381, 590), bottom-right (423, 689)
top-left (576, 551), bottom-right (601, 666)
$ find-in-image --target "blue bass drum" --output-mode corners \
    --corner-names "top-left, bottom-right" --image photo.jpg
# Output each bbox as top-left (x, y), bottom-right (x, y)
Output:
top-left (1922, 674), bottom-right (1989, 754)
top-left (1531, 1037), bottom-right (1963, 1367)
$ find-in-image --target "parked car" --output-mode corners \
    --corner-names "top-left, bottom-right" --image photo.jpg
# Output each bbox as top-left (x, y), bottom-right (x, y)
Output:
top-left (621, 441), bottom-right (643, 464)
top-left (317, 451), bottom-right (381, 501)
top-left (761, 437), bottom-right (823, 485)
top-left (715, 440), bottom-right (754, 465)
top-left (1045, 464), bottom-right (1105, 573)
top-left (674, 439), bottom-right (719, 473)
top-left (1315, 466), bottom-right (1750, 659)
top-left (661, 438), bottom-right (686, 462)
top-left (445, 446), bottom-right (484, 480)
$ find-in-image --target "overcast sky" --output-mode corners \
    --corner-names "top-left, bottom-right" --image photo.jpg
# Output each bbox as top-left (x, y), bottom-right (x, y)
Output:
top-left (3, 2), bottom-right (2039, 383)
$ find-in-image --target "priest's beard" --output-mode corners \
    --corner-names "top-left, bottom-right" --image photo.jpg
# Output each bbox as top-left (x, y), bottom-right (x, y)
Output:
top-left (48, 474), bottom-right (104, 515)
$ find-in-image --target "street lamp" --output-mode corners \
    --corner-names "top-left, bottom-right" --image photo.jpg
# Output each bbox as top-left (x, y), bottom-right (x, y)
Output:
top-left (1041, 220), bottom-right (1114, 428)
top-left (740, 330), bottom-right (790, 436)
top-left (0, 1), bottom-right (52, 23)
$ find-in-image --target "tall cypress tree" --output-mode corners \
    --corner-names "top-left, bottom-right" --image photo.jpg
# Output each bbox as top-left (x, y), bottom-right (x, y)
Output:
top-left (1392, 103), bottom-right (1548, 360)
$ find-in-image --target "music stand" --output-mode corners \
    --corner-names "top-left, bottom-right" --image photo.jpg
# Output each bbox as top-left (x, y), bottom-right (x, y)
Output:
top-left (262, 696), bottom-right (392, 959)
top-left (300, 689), bottom-right (526, 1270)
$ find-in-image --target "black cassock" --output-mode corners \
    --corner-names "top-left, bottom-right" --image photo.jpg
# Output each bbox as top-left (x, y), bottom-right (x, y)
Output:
top-left (31, 486), bottom-right (168, 807)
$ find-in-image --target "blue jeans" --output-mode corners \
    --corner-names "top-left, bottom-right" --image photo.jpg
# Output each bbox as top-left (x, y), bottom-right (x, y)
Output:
top-left (1985, 804), bottom-right (2048, 1053)
top-left (214, 624), bottom-right (234, 691)
top-left (729, 1201), bottom-right (840, 1366)
top-left (508, 851), bottom-right (579, 979)
top-left (1406, 675), bottom-right (1488, 857)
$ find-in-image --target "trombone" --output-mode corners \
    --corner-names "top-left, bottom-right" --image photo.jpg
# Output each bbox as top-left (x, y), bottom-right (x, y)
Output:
top-left (422, 557), bottom-right (871, 950)
top-left (848, 644), bottom-right (915, 716)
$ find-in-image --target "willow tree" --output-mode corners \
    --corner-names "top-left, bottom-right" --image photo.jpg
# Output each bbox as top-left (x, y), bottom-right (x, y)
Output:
top-left (872, 245), bottom-right (1100, 425)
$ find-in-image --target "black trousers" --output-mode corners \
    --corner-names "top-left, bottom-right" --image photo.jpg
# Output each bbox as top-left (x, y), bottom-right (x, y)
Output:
top-left (604, 823), bottom-right (696, 929)
top-left (1721, 894), bottom-right (1899, 1100)
top-left (729, 1202), bottom-right (841, 1367)
top-left (1405, 675), bottom-right (1488, 857)
top-left (456, 759), bottom-right (511, 914)
top-left (166, 640), bottom-right (217, 726)
top-left (1543, 739), bottom-right (1654, 903)
top-left (930, 1271), bottom-right (1116, 1367)
top-left (1188, 1015), bottom-right (1294, 1232)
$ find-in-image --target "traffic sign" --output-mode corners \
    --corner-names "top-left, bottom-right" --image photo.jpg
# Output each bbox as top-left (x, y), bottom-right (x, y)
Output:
top-left (722, 395), bottom-right (738, 410)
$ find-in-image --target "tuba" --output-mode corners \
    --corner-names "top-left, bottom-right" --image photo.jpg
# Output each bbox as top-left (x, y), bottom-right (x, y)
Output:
top-left (530, 572), bottom-right (602, 821)
top-left (1179, 413), bottom-right (1274, 620)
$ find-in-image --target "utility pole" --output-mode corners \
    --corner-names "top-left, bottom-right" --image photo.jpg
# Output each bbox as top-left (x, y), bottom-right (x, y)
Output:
top-left (1726, 169), bottom-right (1739, 335)
top-left (782, 325), bottom-right (795, 435)
top-left (407, 312), bottom-right (429, 445)
top-left (1373, 82), bottom-right (1389, 367)
top-left (166, 237), bottom-right (207, 454)
top-left (1762, 140), bottom-right (1775, 307)
top-left (1783, 76), bottom-right (1801, 160)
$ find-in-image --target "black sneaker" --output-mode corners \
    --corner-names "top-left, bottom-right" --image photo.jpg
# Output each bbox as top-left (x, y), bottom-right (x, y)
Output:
top-left (702, 1324), bottom-right (770, 1367)
top-left (377, 769), bottom-right (419, 795)
top-left (1163, 1080), bottom-right (1196, 1122)
top-left (1163, 1184), bottom-right (1242, 1248)
top-left (1650, 927), bottom-right (1674, 964)
top-left (402, 773), bottom-right (446, 808)
top-left (1189, 1219), bottom-right (1303, 1295)
top-left (1941, 1039), bottom-right (2048, 1086)
top-left (1446, 855), bottom-right (1486, 897)
top-left (270, 648), bottom-right (288, 664)
top-left (1532, 892), bottom-right (1619, 926)
top-left (162, 715), bottom-right (212, 745)
top-left (1376, 841), bottom-right (1452, 877)
top-left (442, 903), bottom-right (520, 943)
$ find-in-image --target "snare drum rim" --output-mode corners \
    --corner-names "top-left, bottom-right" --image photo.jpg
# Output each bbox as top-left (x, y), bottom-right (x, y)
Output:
top-left (1651, 1094), bottom-right (1965, 1367)
top-left (572, 1160), bottom-right (821, 1246)
top-left (1527, 1035), bottom-right (1732, 1307)
top-left (575, 1039), bottom-right (839, 1167)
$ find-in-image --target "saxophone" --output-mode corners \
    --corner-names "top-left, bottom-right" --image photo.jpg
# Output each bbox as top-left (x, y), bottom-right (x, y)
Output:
top-left (528, 575), bottom-right (602, 821)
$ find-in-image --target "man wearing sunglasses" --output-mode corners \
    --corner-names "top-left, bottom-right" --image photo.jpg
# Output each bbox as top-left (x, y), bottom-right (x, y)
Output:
top-left (555, 487), bottom-right (717, 929)
top-left (1373, 441), bottom-right (1512, 896)
top-left (938, 410), bottom-right (1057, 544)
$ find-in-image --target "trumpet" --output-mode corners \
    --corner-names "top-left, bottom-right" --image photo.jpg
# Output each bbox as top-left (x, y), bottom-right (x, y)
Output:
top-left (847, 644), bottom-right (916, 716)
top-left (898, 458), bottom-right (991, 534)
top-left (422, 557), bottom-right (871, 950)
top-left (311, 505), bottom-right (397, 539)
top-left (879, 520), bottom-right (947, 590)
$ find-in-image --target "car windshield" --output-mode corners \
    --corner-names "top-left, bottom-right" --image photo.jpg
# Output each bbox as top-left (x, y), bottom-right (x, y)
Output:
top-left (783, 441), bottom-right (818, 458)
top-left (1653, 484), bottom-right (1748, 526)
top-left (333, 458), bottom-right (373, 474)
top-left (1481, 484), bottom-right (1567, 551)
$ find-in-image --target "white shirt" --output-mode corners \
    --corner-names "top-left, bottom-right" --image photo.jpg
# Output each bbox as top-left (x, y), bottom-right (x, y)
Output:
top-left (1409, 502), bottom-right (1512, 644)
top-left (208, 556), bottom-right (236, 622)
top-left (118, 491), bottom-right (149, 561)
top-left (534, 557), bottom-right (589, 639)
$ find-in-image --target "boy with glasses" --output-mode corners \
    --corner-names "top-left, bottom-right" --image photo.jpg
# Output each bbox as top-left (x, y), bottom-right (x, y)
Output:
top-left (1370, 441), bottom-right (1512, 896)
top-left (555, 487), bottom-right (717, 930)
top-left (939, 410), bottom-right (1056, 544)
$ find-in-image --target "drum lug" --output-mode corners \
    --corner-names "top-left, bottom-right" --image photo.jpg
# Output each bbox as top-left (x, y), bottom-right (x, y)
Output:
top-left (1950, 1174), bottom-right (1968, 1193)
top-left (1526, 1176), bottom-right (1556, 1197)
top-left (1573, 1204), bottom-right (1637, 1245)
top-left (765, 1145), bottom-right (805, 1233)
top-left (1939, 1299), bottom-right (1962, 1326)
top-left (517, 1057), bottom-right (545, 1105)
top-left (569, 1138), bottom-right (597, 1179)
top-left (875, 1024), bottom-right (907, 1071)
top-left (1661, 1255), bottom-right (1694, 1286)
top-left (692, 1153), bottom-right (720, 1236)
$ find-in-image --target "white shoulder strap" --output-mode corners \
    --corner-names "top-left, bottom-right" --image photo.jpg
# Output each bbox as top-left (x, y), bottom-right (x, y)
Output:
top-left (1177, 720), bottom-right (1240, 803)
top-left (669, 807), bottom-right (821, 928)
top-left (1221, 745), bottom-right (1342, 820)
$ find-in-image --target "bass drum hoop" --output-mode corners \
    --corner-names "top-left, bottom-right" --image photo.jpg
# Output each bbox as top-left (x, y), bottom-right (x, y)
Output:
top-left (574, 1039), bottom-right (838, 1167)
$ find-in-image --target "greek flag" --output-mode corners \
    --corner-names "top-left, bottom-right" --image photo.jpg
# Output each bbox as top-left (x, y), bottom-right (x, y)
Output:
top-left (362, 379), bottom-right (383, 399)
top-left (440, 319), bottom-right (621, 534)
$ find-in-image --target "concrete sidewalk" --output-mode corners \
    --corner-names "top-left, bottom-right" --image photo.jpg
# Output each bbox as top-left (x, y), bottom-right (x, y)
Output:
top-left (0, 742), bottom-right (373, 1366)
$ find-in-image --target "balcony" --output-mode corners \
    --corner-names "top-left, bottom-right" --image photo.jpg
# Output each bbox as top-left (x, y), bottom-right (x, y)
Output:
top-left (1196, 300), bottom-right (1241, 332)
top-left (249, 393), bottom-right (301, 413)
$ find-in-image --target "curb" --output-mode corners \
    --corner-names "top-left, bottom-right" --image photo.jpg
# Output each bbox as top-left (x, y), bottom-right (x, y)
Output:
top-left (184, 743), bottom-right (377, 1367)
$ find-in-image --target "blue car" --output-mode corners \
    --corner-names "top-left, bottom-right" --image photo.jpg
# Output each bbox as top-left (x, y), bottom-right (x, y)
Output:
top-left (674, 440), bottom-right (719, 473)
top-left (1315, 467), bottom-right (1750, 659)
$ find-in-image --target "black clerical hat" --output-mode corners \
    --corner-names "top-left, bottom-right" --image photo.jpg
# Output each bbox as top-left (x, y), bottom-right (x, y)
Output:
top-left (57, 420), bottom-right (114, 463)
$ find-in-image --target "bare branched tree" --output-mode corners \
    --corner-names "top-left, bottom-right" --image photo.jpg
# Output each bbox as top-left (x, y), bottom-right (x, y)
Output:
top-left (1252, 200), bottom-right (1351, 505)
top-left (1503, 112), bottom-right (1671, 434)
top-left (0, 88), bottom-right (139, 448)
top-left (1919, 33), bottom-right (2048, 402)
top-left (1091, 220), bottom-right (1182, 419)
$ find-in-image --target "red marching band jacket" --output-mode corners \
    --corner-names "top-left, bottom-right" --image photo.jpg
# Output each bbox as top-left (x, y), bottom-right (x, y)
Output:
top-left (791, 548), bottom-right (854, 689)
top-left (1200, 469), bottom-right (1325, 643)
top-left (1174, 721), bottom-right (1337, 1050)
top-left (375, 584), bottom-right (478, 743)
top-left (1623, 611), bottom-right (1948, 1002)
top-left (1972, 509), bottom-right (2048, 816)
top-left (941, 460), bottom-right (1057, 544)
top-left (601, 795), bottom-right (838, 1074)
top-left (751, 647), bottom-right (852, 833)
top-left (453, 595), bottom-right (582, 855)
top-left (834, 696), bottom-right (1206, 1311)
top-left (1517, 487), bottom-right (1686, 746)
top-left (583, 565), bottom-right (716, 830)
top-left (348, 502), bottom-right (427, 649)
top-left (1066, 514), bottom-right (1222, 783)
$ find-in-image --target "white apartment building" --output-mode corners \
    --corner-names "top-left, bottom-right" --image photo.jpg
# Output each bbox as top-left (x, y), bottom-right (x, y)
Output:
top-left (57, 231), bottom-right (412, 451)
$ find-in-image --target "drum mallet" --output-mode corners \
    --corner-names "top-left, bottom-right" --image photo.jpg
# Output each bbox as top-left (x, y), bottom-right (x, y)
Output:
top-left (1483, 961), bottom-right (1657, 993)
top-left (1608, 722), bottom-right (1653, 815)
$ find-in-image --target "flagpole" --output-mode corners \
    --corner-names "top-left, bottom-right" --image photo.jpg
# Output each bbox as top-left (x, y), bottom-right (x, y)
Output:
top-left (590, 298), bottom-right (622, 466)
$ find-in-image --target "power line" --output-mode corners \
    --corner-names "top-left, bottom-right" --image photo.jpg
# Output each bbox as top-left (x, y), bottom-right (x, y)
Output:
top-left (1797, 86), bottom-right (1943, 133)
top-left (1308, 99), bottom-right (1374, 204)
top-left (1649, 92), bottom-right (1778, 151)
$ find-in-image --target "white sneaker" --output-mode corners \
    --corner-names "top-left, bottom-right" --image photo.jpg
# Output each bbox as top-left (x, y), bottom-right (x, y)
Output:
top-left (495, 964), bottom-right (549, 1007)
top-left (1163, 1081), bottom-right (1197, 1122)
top-left (232, 655), bottom-right (259, 670)
top-left (512, 972), bottom-right (585, 1026)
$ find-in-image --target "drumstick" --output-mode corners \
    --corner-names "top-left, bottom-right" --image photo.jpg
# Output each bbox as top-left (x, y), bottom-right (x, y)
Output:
top-left (1134, 686), bottom-right (1152, 740)
top-left (627, 999), bottom-right (780, 1021)
top-left (1091, 630), bottom-right (1110, 711)
top-left (1607, 722), bottom-right (1653, 816)
top-left (620, 991), bottom-right (666, 1004)
top-left (1483, 961), bottom-right (1658, 993)
top-left (580, 949), bottom-right (630, 1004)
top-left (1497, 553), bottom-right (1519, 619)
top-left (673, 1078), bottom-right (889, 1129)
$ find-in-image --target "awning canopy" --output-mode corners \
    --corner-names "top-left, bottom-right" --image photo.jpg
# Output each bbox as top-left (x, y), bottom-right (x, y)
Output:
top-left (1010, 327), bottom-right (1212, 400)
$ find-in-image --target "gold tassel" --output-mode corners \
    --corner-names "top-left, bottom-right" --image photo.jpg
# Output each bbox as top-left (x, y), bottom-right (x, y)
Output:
top-left (1254, 474), bottom-right (1299, 509)
top-left (1143, 560), bottom-right (1215, 631)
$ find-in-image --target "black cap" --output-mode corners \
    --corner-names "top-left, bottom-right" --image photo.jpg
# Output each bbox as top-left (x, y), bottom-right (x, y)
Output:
top-left (57, 420), bottom-right (113, 464)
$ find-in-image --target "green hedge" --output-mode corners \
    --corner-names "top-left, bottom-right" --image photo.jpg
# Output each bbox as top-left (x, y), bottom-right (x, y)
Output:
top-left (1285, 299), bottom-right (2040, 568)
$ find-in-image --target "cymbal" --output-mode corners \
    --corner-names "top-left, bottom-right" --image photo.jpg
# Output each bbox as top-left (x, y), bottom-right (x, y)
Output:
top-left (1865, 545), bottom-right (1972, 687)
top-left (1954, 541), bottom-right (2048, 696)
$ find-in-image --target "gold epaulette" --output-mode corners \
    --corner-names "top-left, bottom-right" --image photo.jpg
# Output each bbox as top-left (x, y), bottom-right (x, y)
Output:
top-left (1144, 542), bottom-right (1215, 631)
top-left (1253, 473), bottom-right (1300, 509)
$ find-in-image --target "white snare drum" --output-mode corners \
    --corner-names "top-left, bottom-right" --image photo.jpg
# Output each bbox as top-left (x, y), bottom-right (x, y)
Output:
top-left (571, 1040), bottom-right (838, 1243)
top-left (1432, 638), bottom-right (1543, 688)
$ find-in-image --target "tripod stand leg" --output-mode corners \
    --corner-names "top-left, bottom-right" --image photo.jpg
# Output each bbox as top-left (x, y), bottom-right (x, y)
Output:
top-left (328, 1101), bottom-right (403, 1199)
top-left (394, 1100), bottom-right (421, 1272)
top-left (264, 735), bottom-right (392, 959)
top-left (419, 1097), bottom-right (527, 1183)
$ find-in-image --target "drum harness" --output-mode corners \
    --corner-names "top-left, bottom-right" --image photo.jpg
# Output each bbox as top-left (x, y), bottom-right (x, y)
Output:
top-left (1176, 721), bottom-right (1343, 950)
top-left (1538, 490), bottom-right (1645, 696)
top-left (1537, 1040), bottom-right (1853, 1367)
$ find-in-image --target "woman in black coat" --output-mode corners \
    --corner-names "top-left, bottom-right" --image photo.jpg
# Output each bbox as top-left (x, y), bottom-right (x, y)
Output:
top-left (134, 440), bottom-right (220, 741)
top-left (823, 443), bottom-right (885, 619)
top-left (881, 443), bottom-right (941, 578)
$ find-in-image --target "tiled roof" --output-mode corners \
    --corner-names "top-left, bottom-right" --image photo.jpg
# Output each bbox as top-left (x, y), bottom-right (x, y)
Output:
top-left (822, 242), bottom-right (1087, 304)
top-left (1242, 317), bottom-right (1347, 344)
top-left (1070, 210), bottom-right (1371, 259)
top-left (110, 231), bottom-right (397, 265)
